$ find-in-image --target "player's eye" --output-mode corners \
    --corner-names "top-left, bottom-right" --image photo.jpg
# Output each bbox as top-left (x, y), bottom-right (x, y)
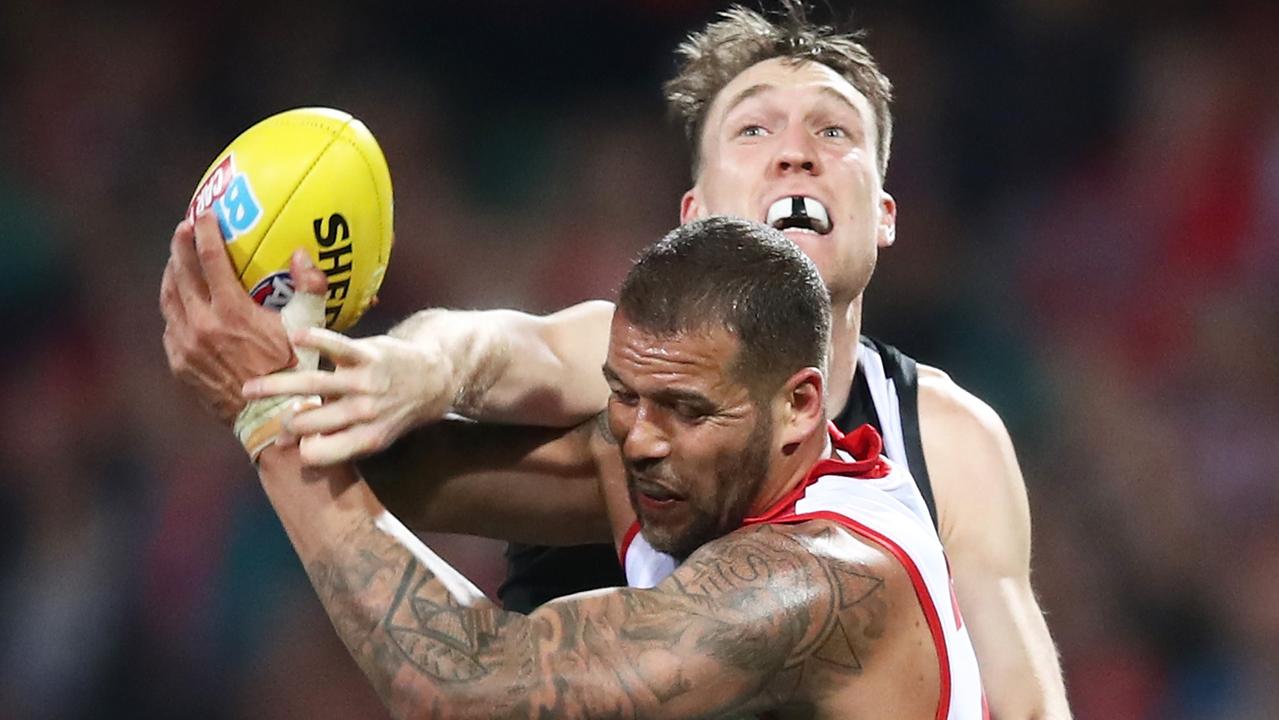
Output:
top-left (739, 124), bottom-right (768, 138)
top-left (610, 389), bottom-right (639, 406)
top-left (820, 126), bottom-right (849, 139)
top-left (673, 402), bottom-right (710, 422)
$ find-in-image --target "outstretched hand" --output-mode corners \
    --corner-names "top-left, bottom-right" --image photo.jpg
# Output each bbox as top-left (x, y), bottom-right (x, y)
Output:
top-left (244, 329), bottom-right (459, 466)
top-left (160, 212), bottom-right (327, 426)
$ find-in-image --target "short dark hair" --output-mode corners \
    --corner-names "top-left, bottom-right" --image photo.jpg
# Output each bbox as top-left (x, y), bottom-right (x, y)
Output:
top-left (664, 1), bottom-right (894, 181)
top-left (617, 216), bottom-right (830, 396)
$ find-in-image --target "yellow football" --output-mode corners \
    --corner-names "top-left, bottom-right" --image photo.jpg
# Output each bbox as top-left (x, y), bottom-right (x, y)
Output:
top-left (185, 107), bottom-right (393, 331)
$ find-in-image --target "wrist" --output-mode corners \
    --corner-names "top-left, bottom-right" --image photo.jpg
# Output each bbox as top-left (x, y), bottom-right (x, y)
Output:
top-left (236, 290), bottom-right (326, 461)
top-left (235, 394), bottom-right (320, 462)
top-left (451, 319), bottom-right (510, 419)
top-left (397, 310), bottom-right (490, 419)
top-left (255, 444), bottom-right (367, 563)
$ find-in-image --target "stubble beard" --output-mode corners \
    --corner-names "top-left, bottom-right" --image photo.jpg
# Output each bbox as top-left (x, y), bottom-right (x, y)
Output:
top-left (633, 412), bottom-right (774, 561)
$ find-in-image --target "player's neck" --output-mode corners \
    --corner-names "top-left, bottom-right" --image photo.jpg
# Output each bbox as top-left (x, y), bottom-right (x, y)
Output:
top-left (749, 426), bottom-right (832, 517)
top-left (825, 296), bottom-right (862, 420)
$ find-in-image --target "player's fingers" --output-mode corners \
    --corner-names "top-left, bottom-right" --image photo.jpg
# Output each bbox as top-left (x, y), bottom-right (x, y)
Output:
top-left (282, 396), bottom-right (375, 438)
top-left (243, 369), bottom-right (361, 399)
top-left (274, 428), bottom-right (300, 449)
top-left (289, 327), bottom-right (374, 366)
top-left (159, 256), bottom-right (185, 323)
top-left (273, 398), bottom-right (316, 449)
top-left (298, 424), bottom-right (385, 467)
top-left (193, 211), bottom-right (245, 305)
top-left (170, 219), bottom-right (210, 309)
top-left (288, 249), bottom-right (328, 296)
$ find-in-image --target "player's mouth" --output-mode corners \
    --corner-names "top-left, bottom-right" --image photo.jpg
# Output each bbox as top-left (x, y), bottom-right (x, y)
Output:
top-left (633, 480), bottom-right (686, 512)
top-left (765, 196), bottom-right (833, 235)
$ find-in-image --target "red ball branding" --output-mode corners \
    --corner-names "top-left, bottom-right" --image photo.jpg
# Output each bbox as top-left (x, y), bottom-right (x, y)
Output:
top-left (249, 271), bottom-right (295, 311)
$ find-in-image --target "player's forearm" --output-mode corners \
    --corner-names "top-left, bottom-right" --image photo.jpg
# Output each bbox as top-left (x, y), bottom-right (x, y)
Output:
top-left (1027, 611), bottom-right (1072, 720)
top-left (255, 447), bottom-right (538, 719)
top-left (251, 452), bottom-right (839, 719)
top-left (356, 419), bottom-right (612, 544)
top-left (390, 301), bottom-right (612, 427)
top-left (388, 308), bottom-right (510, 420)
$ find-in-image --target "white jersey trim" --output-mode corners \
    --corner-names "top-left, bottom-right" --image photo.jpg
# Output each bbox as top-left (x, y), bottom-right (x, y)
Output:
top-left (856, 340), bottom-right (907, 466)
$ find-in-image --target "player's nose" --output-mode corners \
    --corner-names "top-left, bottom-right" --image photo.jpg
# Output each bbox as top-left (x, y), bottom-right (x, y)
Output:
top-left (622, 404), bottom-right (671, 464)
top-left (772, 125), bottom-right (821, 176)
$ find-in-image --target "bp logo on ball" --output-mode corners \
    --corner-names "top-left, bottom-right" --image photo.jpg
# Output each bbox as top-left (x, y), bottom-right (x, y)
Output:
top-left (186, 153), bottom-right (263, 242)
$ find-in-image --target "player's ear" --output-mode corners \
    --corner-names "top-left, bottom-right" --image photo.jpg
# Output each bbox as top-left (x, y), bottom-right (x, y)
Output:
top-left (877, 191), bottom-right (897, 248)
top-left (679, 189), bottom-right (703, 225)
top-left (776, 367), bottom-right (825, 455)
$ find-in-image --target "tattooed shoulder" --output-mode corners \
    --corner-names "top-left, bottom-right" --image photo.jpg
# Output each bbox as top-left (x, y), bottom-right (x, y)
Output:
top-left (332, 517), bottom-right (912, 719)
top-left (651, 520), bottom-right (906, 706)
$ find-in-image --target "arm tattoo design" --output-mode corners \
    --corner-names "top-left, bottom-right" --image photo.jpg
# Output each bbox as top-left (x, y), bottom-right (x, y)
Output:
top-left (305, 513), bottom-right (886, 719)
top-left (382, 561), bottom-right (526, 684)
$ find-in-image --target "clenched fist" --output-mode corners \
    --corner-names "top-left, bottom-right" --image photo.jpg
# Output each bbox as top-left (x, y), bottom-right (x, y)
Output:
top-left (160, 213), bottom-right (325, 425)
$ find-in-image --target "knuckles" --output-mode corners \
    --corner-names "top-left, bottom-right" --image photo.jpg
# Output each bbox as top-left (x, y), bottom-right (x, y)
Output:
top-left (368, 428), bottom-right (393, 454)
top-left (359, 424), bottom-right (394, 455)
top-left (162, 334), bottom-right (191, 377)
top-left (355, 396), bottom-right (380, 423)
top-left (162, 319), bottom-right (198, 369)
top-left (195, 234), bottom-right (225, 265)
top-left (187, 310), bottom-right (224, 348)
top-left (360, 375), bottom-right (385, 397)
top-left (169, 230), bottom-right (188, 257)
top-left (366, 369), bottom-right (393, 396)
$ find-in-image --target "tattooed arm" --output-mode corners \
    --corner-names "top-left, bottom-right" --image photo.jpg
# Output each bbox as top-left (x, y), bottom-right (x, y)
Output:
top-left (257, 444), bottom-right (929, 719)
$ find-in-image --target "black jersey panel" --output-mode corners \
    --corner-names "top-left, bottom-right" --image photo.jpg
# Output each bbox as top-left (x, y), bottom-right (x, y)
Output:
top-left (499, 542), bottom-right (625, 613)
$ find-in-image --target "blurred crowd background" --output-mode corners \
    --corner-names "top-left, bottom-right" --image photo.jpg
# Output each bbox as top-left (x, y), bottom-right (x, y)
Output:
top-left (1, 0), bottom-right (1276, 718)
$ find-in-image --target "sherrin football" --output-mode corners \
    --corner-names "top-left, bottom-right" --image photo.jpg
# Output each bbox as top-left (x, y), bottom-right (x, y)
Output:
top-left (185, 107), bottom-right (393, 331)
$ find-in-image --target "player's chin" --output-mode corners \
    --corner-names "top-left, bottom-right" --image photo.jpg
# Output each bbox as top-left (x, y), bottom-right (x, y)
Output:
top-left (785, 237), bottom-right (838, 281)
top-left (820, 246), bottom-right (877, 300)
top-left (644, 531), bottom-right (704, 562)
top-left (635, 504), bottom-right (686, 544)
top-left (644, 515), bottom-right (725, 560)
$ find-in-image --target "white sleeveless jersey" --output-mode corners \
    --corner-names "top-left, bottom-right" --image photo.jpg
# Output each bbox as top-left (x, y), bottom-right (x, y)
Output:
top-left (855, 339), bottom-right (909, 466)
top-left (620, 424), bottom-right (986, 720)
top-left (845, 337), bottom-right (940, 528)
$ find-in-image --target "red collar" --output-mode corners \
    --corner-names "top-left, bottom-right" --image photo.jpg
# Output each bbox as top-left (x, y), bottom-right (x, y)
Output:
top-left (621, 422), bottom-right (893, 563)
top-left (745, 422), bottom-right (892, 524)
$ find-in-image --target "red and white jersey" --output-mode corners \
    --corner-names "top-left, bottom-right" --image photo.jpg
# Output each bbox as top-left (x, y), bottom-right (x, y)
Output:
top-left (619, 423), bottom-right (986, 720)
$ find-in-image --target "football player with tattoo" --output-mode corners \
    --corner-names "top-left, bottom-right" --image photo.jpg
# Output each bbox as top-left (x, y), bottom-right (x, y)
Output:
top-left (163, 4), bottom-right (1070, 718)
top-left (165, 214), bottom-right (985, 718)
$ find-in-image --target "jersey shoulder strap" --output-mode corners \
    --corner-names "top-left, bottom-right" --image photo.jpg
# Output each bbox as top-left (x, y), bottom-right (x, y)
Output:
top-left (836, 335), bottom-right (938, 530)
